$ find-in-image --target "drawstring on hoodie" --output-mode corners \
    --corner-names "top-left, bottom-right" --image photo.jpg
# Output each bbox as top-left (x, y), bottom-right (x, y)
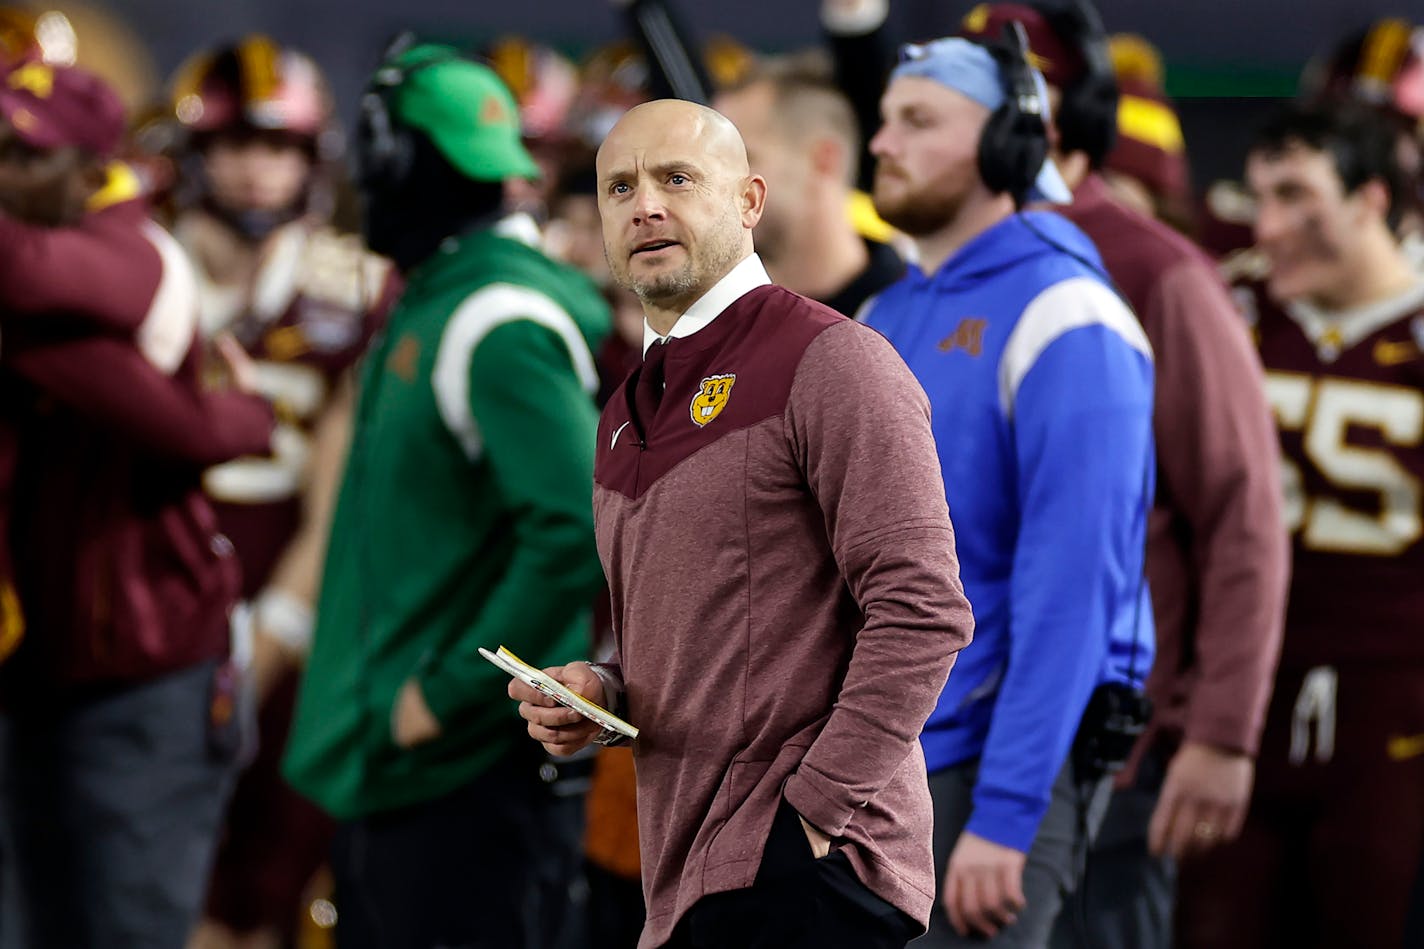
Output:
top-left (1289, 665), bottom-right (1337, 766)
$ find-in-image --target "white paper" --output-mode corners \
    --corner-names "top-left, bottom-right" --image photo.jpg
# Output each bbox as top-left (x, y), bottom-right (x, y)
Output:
top-left (480, 645), bottom-right (639, 740)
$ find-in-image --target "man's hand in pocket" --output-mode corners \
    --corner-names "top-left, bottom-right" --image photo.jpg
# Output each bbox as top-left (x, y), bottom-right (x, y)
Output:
top-left (798, 814), bottom-right (832, 859)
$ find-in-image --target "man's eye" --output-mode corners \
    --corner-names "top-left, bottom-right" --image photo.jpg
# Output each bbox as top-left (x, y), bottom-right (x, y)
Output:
top-left (611, 182), bottom-right (630, 195)
top-left (669, 174), bottom-right (688, 185)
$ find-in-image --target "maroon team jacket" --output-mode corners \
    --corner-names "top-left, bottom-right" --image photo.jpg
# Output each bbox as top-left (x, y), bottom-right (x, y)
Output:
top-left (0, 196), bottom-right (274, 697)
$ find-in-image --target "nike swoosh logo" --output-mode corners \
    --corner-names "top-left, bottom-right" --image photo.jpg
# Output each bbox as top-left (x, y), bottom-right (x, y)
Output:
top-left (1387, 733), bottom-right (1424, 761)
top-left (610, 420), bottom-right (633, 450)
top-left (1374, 339), bottom-right (1420, 366)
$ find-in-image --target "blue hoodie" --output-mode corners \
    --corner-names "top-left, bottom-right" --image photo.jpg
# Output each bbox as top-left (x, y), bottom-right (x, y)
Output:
top-left (864, 211), bottom-right (1156, 853)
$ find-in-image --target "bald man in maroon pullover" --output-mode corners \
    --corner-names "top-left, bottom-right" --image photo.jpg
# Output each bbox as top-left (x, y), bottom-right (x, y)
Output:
top-left (511, 100), bottom-right (975, 949)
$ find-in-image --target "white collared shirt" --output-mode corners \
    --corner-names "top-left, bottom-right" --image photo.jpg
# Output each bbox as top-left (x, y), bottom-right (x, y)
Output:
top-left (641, 253), bottom-right (772, 356)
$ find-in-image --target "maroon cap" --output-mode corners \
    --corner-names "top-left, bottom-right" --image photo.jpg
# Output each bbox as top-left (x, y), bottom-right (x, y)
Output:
top-left (0, 60), bottom-right (126, 156)
top-left (957, 3), bottom-right (1087, 88)
top-left (1104, 75), bottom-right (1190, 205)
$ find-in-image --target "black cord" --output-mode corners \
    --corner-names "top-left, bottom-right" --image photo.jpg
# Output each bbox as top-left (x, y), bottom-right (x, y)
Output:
top-left (1016, 209), bottom-right (1155, 949)
top-left (1015, 210), bottom-right (1121, 300)
top-left (1073, 767), bottom-right (1095, 949)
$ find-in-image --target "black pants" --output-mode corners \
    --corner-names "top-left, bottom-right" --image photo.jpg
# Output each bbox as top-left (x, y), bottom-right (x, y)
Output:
top-left (1407, 848), bottom-right (1424, 949)
top-left (586, 861), bottom-right (645, 949)
top-left (331, 749), bottom-right (586, 949)
top-left (665, 798), bottom-right (918, 949)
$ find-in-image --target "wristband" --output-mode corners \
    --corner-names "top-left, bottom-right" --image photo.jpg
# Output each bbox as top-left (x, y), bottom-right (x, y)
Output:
top-left (256, 588), bottom-right (315, 657)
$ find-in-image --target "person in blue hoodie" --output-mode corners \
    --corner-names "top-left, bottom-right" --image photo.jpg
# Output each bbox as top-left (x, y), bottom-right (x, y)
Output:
top-left (861, 33), bottom-right (1156, 949)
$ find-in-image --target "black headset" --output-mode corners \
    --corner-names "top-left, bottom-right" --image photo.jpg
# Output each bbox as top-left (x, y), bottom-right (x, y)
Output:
top-left (357, 35), bottom-right (466, 191)
top-left (977, 21), bottom-right (1051, 207)
top-left (1046, 0), bottom-right (1119, 166)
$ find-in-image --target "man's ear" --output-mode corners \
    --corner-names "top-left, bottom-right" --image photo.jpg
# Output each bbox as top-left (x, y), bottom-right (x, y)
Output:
top-left (1353, 177), bottom-right (1392, 225)
top-left (741, 173), bottom-right (767, 228)
top-left (808, 135), bottom-right (847, 182)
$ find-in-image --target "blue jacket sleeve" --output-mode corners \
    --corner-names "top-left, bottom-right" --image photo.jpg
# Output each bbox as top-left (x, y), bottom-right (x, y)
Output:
top-left (964, 323), bottom-right (1155, 853)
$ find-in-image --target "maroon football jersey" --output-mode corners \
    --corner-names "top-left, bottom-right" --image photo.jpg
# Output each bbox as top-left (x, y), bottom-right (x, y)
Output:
top-left (177, 217), bottom-right (399, 597)
top-left (1232, 269), bottom-right (1424, 664)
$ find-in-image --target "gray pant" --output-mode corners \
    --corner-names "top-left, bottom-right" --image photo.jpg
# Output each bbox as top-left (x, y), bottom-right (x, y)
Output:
top-left (916, 759), bottom-right (1110, 949)
top-left (0, 659), bottom-right (238, 949)
top-left (1049, 747), bottom-right (1175, 949)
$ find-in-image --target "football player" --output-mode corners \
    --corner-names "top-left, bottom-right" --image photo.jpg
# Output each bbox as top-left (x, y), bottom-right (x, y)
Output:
top-left (1178, 104), bottom-right (1424, 949)
top-left (166, 35), bottom-right (399, 949)
top-left (1208, 17), bottom-right (1424, 262)
top-left (0, 59), bottom-right (275, 947)
top-left (1298, 17), bottom-right (1424, 254)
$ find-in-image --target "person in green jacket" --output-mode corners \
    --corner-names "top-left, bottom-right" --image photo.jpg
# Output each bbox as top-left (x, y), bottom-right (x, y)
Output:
top-left (281, 43), bottom-right (610, 949)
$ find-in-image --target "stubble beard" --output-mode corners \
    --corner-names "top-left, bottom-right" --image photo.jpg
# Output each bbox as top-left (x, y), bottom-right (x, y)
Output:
top-left (872, 167), bottom-right (967, 237)
top-left (608, 207), bottom-right (747, 308)
top-left (621, 259), bottom-right (700, 305)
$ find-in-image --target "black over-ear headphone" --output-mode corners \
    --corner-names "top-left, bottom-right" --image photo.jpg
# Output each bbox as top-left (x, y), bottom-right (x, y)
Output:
top-left (358, 70), bottom-right (412, 189)
top-left (358, 35), bottom-right (465, 191)
top-left (1047, 0), bottom-right (1119, 165)
top-left (977, 21), bottom-right (1050, 206)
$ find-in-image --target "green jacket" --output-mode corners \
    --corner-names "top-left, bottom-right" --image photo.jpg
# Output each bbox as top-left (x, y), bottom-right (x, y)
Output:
top-left (283, 215), bottom-right (610, 818)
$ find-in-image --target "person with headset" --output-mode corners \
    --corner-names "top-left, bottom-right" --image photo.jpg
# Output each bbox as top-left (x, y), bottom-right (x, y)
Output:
top-left (956, 7), bottom-right (1290, 949)
top-left (279, 43), bottom-right (609, 949)
top-left (860, 29), bottom-right (1156, 948)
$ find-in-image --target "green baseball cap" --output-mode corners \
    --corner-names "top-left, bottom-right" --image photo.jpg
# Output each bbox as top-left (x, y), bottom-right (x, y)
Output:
top-left (381, 43), bottom-right (540, 182)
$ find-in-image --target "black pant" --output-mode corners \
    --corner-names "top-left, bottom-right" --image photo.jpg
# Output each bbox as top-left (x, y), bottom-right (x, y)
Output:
top-left (586, 861), bottom-right (645, 949)
top-left (331, 749), bottom-right (586, 949)
top-left (1407, 849), bottom-right (1424, 949)
top-left (665, 798), bottom-right (918, 949)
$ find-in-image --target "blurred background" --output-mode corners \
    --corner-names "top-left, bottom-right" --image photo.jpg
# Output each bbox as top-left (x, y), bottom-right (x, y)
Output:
top-left (3, 2), bottom-right (1422, 947)
top-left (37, 0), bottom-right (1424, 186)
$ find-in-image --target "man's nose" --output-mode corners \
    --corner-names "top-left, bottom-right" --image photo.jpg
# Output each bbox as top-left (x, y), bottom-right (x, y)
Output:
top-left (632, 187), bottom-right (667, 225)
top-left (1252, 199), bottom-right (1283, 246)
top-left (868, 124), bottom-right (893, 159)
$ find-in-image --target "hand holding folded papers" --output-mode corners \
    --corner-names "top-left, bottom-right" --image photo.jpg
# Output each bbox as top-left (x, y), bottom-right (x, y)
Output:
top-left (486, 646), bottom-right (638, 757)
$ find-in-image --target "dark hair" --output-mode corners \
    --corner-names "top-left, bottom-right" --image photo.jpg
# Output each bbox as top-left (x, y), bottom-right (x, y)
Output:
top-left (1032, 1), bottom-right (1120, 167)
top-left (1249, 104), bottom-right (1410, 230)
top-left (554, 154), bottom-right (599, 200)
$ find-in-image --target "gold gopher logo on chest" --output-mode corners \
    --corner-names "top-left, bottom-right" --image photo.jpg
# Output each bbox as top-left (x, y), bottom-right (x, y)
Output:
top-left (689, 373), bottom-right (737, 427)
